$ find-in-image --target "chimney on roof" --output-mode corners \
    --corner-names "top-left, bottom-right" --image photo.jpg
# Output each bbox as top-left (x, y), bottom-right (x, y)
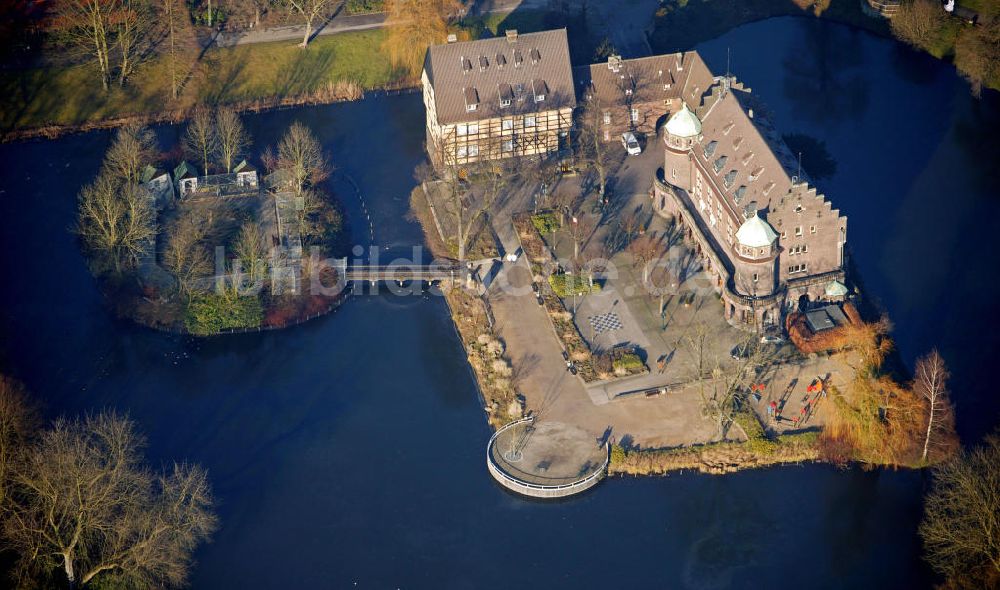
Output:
top-left (506, 30), bottom-right (518, 43)
top-left (447, 34), bottom-right (457, 43)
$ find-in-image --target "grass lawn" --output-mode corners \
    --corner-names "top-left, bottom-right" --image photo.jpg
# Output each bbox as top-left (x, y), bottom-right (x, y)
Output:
top-left (0, 29), bottom-right (405, 132)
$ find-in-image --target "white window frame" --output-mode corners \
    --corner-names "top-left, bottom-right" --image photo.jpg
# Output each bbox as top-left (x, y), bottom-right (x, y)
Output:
top-left (502, 139), bottom-right (514, 152)
top-left (456, 124), bottom-right (468, 137)
top-left (457, 145), bottom-right (468, 158)
top-left (630, 108), bottom-right (639, 123)
top-left (524, 115), bottom-right (536, 128)
top-left (603, 112), bottom-right (611, 125)
top-left (466, 103), bottom-right (478, 112)
top-left (502, 119), bottom-right (513, 131)
top-left (468, 143), bottom-right (479, 157)
top-left (468, 123), bottom-right (479, 135)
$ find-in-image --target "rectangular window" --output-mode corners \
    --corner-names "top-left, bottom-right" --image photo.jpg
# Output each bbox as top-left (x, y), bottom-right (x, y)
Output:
top-left (468, 123), bottom-right (479, 135)
top-left (457, 124), bottom-right (468, 137)
top-left (500, 98), bottom-right (511, 108)
top-left (810, 225), bottom-right (817, 234)
top-left (502, 139), bottom-right (514, 152)
top-left (603, 130), bottom-right (610, 141)
top-left (466, 103), bottom-right (478, 112)
top-left (502, 119), bottom-right (513, 131)
top-left (795, 226), bottom-right (803, 237)
top-left (630, 108), bottom-right (639, 123)
top-left (524, 116), bottom-right (536, 128)
top-left (753, 273), bottom-right (758, 283)
top-left (457, 145), bottom-right (468, 158)
top-left (468, 144), bottom-right (479, 157)
top-left (603, 112), bottom-right (611, 125)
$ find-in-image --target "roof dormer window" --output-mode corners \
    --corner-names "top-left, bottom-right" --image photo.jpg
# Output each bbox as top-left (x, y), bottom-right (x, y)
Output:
top-left (723, 121), bottom-right (735, 135)
top-left (723, 169), bottom-right (738, 188)
top-left (464, 87), bottom-right (479, 112)
top-left (479, 56), bottom-right (489, 71)
top-left (513, 50), bottom-right (523, 67)
top-left (703, 140), bottom-right (718, 158)
top-left (748, 166), bottom-right (764, 182)
top-left (530, 48), bottom-right (541, 64)
top-left (713, 155), bottom-right (728, 173)
top-left (461, 57), bottom-right (472, 73)
top-left (532, 79), bottom-right (548, 103)
top-left (496, 53), bottom-right (507, 68)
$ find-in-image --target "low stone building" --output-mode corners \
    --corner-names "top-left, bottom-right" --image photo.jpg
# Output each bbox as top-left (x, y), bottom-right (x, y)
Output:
top-left (652, 73), bottom-right (848, 329)
top-left (422, 29), bottom-right (576, 167)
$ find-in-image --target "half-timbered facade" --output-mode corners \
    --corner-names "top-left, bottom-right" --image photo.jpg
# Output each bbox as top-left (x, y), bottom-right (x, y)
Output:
top-left (422, 29), bottom-right (576, 167)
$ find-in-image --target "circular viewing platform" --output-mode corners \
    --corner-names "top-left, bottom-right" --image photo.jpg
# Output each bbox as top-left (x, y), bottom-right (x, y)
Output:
top-left (487, 418), bottom-right (609, 499)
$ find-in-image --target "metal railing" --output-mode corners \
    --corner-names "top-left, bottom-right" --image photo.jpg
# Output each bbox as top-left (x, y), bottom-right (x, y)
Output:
top-left (486, 417), bottom-right (610, 497)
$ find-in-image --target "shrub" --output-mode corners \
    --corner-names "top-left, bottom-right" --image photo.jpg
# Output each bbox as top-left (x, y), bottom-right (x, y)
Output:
top-left (548, 273), bottom-right (600, 297)
top-left (184, 292), bottom-right (263, 335)
top-left (345, 0), bottom-right (385, 14)
top-left (610, 443), bottom-right (627, 465)
top-left (612, 352), bottom-right (644, 373)
top-left (530, 212), bottom-right (561, 235)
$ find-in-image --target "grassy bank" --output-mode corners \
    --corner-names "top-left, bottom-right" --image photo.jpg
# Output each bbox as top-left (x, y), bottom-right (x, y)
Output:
top-left (610, 431), bottom-right (821, 476)
top-left (0, 29), bottom-right (405, 136)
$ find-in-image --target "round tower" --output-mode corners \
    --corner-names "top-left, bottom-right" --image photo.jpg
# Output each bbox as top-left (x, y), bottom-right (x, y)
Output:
top-left (662, 102), bottom-right (702, 192)
top-left (732, 208), bottom-right (779, 298)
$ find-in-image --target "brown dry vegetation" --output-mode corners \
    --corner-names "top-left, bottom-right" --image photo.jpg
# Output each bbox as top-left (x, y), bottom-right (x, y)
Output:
top-left (610, 432), bottom-right (820, 476)
top-left (444, 286), bottom-right (522, 429)
top-left (791, 303), bottom-right (959, 468)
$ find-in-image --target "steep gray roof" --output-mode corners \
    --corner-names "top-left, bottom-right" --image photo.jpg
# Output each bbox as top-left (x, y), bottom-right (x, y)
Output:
top-left (424, 29), bottom-right (576, 125)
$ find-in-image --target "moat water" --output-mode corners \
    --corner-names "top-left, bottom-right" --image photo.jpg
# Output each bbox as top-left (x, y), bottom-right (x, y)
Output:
top-left (1, 17), bottom-right (998, 589)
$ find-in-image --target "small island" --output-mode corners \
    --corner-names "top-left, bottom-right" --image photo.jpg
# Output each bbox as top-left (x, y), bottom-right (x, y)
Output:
top-left (413, 30), bottom-right (959, 495)
top-left (75, 112), bottom-right (345, 335)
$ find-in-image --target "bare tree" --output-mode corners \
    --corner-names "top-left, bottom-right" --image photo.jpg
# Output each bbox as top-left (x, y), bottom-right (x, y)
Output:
top-left (76, 174), bottom-right (156, 274)
top-left (223, 0), bottom-right (271, 30)
top-left (626, 234), bottom-right (662, 284)
top-left (183, 108), bottom-right (217, 177)
top-left (52, 0), bottom-right (116, 91)
top-left (115, 0), bottom-right (154, 87)
top-left (215, 107), bottom-right (250, 173)
top-left (160, 0), bottom-right (195, 100)
top-left (685, 326), bottom-right (771, 440)
top-left (102, 122), bottom-right (158, 186)
top-left (383, 0), bottom-right (460, 77)
top-left (277, 122), bottom-right (329, 196)
top-left (3, 412), bottom-right (217, 589)
top-left (163, 210), bottom-right (213, 295)
top-left (233, 221), bottom-right (267, 287)
top-left (919, 432), bottom-right (1000, 589)
top-left (890, 0), bottom-right (945, 51)
top-left (0, 377), bottom-right (38, 512)
top-left (913, 350), bottom-right (958, 463)
top-left (577, 93), bottom-right (618, 205)
top-left (279, 0), bottom-right (337, 48)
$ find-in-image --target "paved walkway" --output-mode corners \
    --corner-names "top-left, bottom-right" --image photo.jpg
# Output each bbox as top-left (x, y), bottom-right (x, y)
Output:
top-left (487, 256), bottom-right (720, 448)
top-left (215, 0), bottom-right (552, 48)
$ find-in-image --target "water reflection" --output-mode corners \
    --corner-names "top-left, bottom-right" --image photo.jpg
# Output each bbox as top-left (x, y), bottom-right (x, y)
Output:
top-left (781, 19), bottom-right (870, 125)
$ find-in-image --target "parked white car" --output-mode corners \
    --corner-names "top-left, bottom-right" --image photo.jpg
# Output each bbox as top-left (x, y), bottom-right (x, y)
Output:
top-left (621, 132), bottom-right (642, 155)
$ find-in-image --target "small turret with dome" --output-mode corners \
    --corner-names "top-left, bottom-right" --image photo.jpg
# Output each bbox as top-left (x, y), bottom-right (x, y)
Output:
top-left (734, 204), bottom-right (779, 261)
top-left (665, 103), bottom-right (702, 141)
top-left (662, 102), bottom-right (702, 191)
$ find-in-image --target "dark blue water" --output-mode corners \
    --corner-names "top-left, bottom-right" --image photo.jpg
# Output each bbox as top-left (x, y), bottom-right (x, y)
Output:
top-left (0, 17), bottom-right (997, 589)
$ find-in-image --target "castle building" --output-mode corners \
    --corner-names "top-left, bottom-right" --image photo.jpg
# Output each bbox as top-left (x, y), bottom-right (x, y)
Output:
top-left (421, 29), bottom-right (576, 167)
top-left (573, 52), bottom-right (714, 142)
top-left (652, 73), bottom-right (848, 328)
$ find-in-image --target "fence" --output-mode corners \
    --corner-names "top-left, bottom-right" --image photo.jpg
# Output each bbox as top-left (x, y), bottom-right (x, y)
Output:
top-left (486, 417), bottom-right (610, 499)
